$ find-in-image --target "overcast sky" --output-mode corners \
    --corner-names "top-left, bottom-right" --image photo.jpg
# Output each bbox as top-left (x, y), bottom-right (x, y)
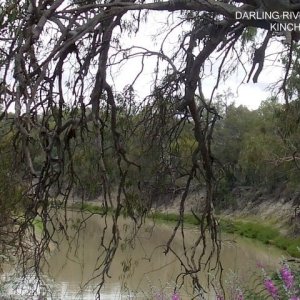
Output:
top-left (108, 12), bottom-right (286, 111)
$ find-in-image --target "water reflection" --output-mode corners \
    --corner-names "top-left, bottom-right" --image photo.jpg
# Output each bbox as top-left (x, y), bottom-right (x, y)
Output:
top-left (2, 211), bottom-right (285, 299)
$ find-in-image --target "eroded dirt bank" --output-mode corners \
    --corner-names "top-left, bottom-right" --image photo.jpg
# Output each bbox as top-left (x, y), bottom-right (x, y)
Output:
top-left (153, 186), bottom-right (300, 236)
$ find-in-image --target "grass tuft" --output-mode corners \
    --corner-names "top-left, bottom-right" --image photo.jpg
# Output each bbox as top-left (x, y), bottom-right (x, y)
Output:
top-left (220, 219), bottom-right (300, 258)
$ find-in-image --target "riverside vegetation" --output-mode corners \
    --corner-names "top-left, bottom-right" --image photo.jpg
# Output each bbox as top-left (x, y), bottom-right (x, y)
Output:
top-left (2, 97), bottom-right (300, 298)
top-left (3, 0), bottom-right (300, 298)
top-left (72, 201), bottom-right (300, 258)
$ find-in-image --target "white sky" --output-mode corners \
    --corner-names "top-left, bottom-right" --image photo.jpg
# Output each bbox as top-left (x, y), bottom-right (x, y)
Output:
top-left (0, 6), bottom-right (287, 113)
top-left (109, 12), bottom-right (286, 111)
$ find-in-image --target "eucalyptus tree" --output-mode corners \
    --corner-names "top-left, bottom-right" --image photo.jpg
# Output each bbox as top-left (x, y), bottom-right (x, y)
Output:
top-left (1, 0), bottom-right (300, 298)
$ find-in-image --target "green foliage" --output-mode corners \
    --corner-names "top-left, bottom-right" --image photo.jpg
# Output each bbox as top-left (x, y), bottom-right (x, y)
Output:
top-left (72, 141), bottom-right (104, 199)
top-left (213, 97), bottom-right (300, 210)
top-left (220, 219), bottom-right (300, 258)
top-left (214, 104), bottom-right (256, 167)
top-left (32, 216), bottom-right (44, 233)
top-left (122, 191), bottom-right (148, 218)
top-left (0, 130), bottom-right (24, 214)
top-left (235, 100), bottom-right (284, 186)
top-left (221, 220), bottom-right (277, 242)
top-left (215, 178), bottom-right (237, 210)
top-left (286, 243), bottom-right (300, 258)
top-left (151, 212), bottom-right (180, 223)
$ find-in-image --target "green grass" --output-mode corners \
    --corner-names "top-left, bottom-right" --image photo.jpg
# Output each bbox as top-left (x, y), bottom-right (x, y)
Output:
top-left (69, 202), bottom-right (300, 258)
top-left (32, 216), bottom-right (44, 233)
top-left (72, 204), bottom-right (200, 225)
top-left (149, 212), bottom-right (300, 258)
top-left (220, 219), bottom-right (300, 258)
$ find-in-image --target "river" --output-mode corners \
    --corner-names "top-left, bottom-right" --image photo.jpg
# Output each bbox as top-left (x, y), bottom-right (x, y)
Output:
top-left (1, 211), bottom-right (285, 299)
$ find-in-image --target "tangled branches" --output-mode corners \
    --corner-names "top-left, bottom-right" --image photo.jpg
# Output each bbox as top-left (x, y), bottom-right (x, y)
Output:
top-left (0, 0), bottom-right (299, 298)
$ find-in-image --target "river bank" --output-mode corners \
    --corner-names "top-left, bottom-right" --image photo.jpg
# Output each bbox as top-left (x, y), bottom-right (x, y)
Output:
top-left (153, 185), bottom-right (300, 256)
top-left (3, 203), bottom-right (295, 299)
top-left (70, 199), bottom-right (300, 258)
top-left (4, 210), bottom-right (286, 300)
top-left (150, 210), bottom-right (300, 258)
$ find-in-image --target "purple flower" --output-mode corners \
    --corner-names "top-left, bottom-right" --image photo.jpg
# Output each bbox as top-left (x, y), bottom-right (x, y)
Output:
top-left (155, 292), bottom-right (165, 300)
top-left (235, 291), bottom-right (244, 300)
top-left (264, 278), bottom-right (278, 299)
top-left (216, 295), bottom-right (224, 300)
top-left (171, 292), bottom-right (180, 300)
top-left (290, 297), bottom-right (300, 300)
top-left (256, 261), bottom-right (264, 269)
top-left (280, 265), bottom-right (294, 289)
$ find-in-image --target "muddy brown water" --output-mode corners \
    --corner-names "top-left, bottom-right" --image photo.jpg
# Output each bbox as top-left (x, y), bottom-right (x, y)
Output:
top-left (3, 211), bottom-right (286, 299)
